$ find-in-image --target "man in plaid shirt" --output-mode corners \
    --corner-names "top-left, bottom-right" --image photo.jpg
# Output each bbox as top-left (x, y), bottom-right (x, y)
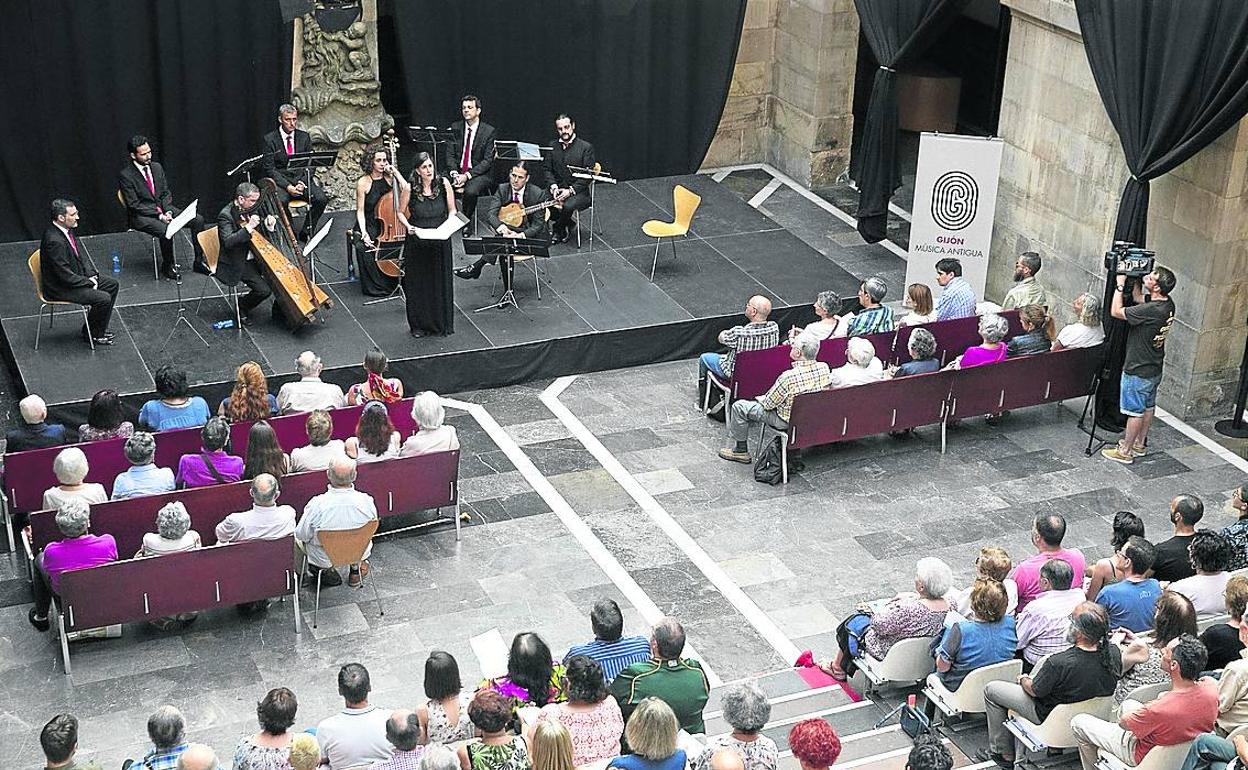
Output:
top-left (846, 277), bottom-right (896, 336)
top-left (699, 295), bottom-right (779, 382)
top-left (720, 333), bottom-right (830, 462)
top-left (934, 257), bottom-right (978, 321)
top-left (126, 706), bottom-right (188, 770)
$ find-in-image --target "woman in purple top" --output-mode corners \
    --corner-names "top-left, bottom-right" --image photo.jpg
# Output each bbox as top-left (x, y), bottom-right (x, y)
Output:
top-left (950, 313), bottom-right (1009, 369)
top-left (28, 498), bottom-right (118, 631)
top-left (176, 417), bottom-right (244, 489)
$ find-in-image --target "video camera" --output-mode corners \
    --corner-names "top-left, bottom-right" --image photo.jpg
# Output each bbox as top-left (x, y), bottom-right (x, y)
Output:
top-left (1104, 241), bottom-right (1156, 278)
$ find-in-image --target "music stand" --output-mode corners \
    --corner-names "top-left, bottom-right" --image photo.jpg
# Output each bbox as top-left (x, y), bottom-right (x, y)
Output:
top-left (465, 236), bottom-right (550, 312)
top-left (362, 241), bottom-right (407, 306)
top-left (569, 165), bottom-right (617, 301)
top-left (492, 140), bottom-right (552, 182)
top-left (228, 154), bottom-right (266, 182)
top-left (407, 126), bottom-right (456, 164)
top-left (159, 210), bottom-right (210, 350)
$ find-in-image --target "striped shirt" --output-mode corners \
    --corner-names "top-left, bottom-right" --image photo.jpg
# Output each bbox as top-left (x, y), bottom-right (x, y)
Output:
top-left (1015, 588), bottom-right (1084, 664)
top-left (719, 321), bottom-right (780, 377)
top-left (757, 360), bottom-right (833, 422)
top-left (936, 276), bottom-right (977, 321)
top-left (564, 636), bottom-right (653, 683)
top-left (846, 305), bottom-right (896, 336)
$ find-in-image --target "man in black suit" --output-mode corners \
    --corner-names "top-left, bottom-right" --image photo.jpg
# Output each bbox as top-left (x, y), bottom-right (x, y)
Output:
top-left (118, 134), bottom-right (207, 279)
top-left (445, 94), bottom-right (497, 236)
top-left (39, 199), bottom-right (119, 346)
top-left (261, 103), bottom-right (328, 240)
top-left (216, 182), bottom-right (274, 322)
top-left (543, 114), bottom-right (597, 244)
top-left (455, 162), bottom-right (550, 280)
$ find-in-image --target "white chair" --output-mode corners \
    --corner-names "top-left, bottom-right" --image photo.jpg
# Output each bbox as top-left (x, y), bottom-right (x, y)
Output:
top-left (856, 635), bottom-right (939, 692)
top-left (1118, 681), bottom-right (1169, 711)
top-left (923, 659), bottom-right (1023, 720)
top-left (1096, 740), bottom-right (1193, 770)
top-left (1006, 696), bottom-right (1116, 754)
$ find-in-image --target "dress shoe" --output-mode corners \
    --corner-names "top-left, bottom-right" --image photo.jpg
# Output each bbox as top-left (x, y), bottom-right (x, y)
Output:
top-left (160, 265), bottom-right (181, 280)
top-left (191, 258), bottom-right (212, 276)
top-left (88, 335), bottom-right (114, 346)
top-left (454, 264), bottom-right (482, 280)
top-left (28, 607), bottom-right (50, 632)
top-left (460, 225), bottom-right (473, 238)
top-left (410, 328), bottom-right (426, 338)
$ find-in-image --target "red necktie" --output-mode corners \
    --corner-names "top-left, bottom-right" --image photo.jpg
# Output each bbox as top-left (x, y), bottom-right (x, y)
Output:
top-left (143, 166), bottom-right (162, 214)
top-left (68, 231), bottom-right (79, 255)
top-left (286, 134), bottom-right (294, 156)
top-left (461, 126), bottom-right (472, 173)
top-left (512, 189), bottom-right (520, 204)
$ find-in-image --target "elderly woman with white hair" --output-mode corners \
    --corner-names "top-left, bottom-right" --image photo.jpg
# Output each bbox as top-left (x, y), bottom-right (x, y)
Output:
top-left (947, 313), bottom-right (1009, 369)
top-left (788, 291), bottom-right (845, 342)
top-left (828, 337), bottom-right (886, 389)
top-left (112, 432), bottom-right (176, 500)
top-left (401, 391), bottom-right (459, 456)
top-left (692, 683), bottom-right (778, 770)
top-left (42, 447), bottom-right (108, 511)
top-left (821, 557), bottom-right (954, 681)
top-left (5, 393), bottom-right (69, 452)
top-left (890, 328), bottom-right (940, 378)
top-left (1052, 292), bottom-right (1106, 350)
top-left (140, 502), bottom-right (202, 556)
top-left (27, 498), bottom-right (118, 631)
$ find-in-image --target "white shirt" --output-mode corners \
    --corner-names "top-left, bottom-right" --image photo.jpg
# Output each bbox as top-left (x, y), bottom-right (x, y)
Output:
top-left (901, 311), bottom-right (938, 326)
top-left (43, 484), bottom-right (108, 512)
top-left (278, 377), bottom-right (346, 414)
top-left (215, 503), bottom-right (297, 544)
top-left (290, 439), bottom-right (347, 472)
top-left (400, 425), bottom-right (459, 457)
top-left (1056, 322), bottom-right (1105, 349)
top-left (952, 578), bottom-right (1020, 619)
top-left (295, 485), bottom-right (378, 568)
top-left (317, 704), bottom-right (393, 770)
top-left (1169, 572), bottom-right (1231, 616)
top-left (828, 358), bottom-right (886, 389)
top-left (353, 432), bottom-right (401, 463)
top-left (141, 530), bottom-right (201, 556)
top-left (831, 312), bottom-right (854, 338)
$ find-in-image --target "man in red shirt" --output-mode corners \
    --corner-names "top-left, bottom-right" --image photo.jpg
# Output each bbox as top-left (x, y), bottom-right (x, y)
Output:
top-left (1070, 633), bottom-right (1217, 770)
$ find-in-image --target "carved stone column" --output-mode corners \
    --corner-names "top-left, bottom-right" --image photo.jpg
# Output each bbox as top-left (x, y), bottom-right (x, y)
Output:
top-left (290, 0), bottom-right (392, 209)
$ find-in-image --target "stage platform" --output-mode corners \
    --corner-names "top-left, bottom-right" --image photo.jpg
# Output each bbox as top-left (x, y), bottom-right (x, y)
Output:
top-left (0, 171), bottom-right (872, 422)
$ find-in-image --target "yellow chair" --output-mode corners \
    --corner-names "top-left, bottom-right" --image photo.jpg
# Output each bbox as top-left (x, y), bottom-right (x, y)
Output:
top-left (300, 519), bottom-right (383, 628)
top-left (193, 226), bottom-right (240, 328)
top-left (28, 250), bottom-right (94, 351)
top-left (116, 189), bottom-right (161, 279)
top-left (641, 185), bottom-right (701, 281)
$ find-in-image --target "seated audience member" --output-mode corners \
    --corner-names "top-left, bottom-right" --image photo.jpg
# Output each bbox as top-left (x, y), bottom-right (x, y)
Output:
top-left (824, 557), bottom-right (953, 681)
top-left (788, 291), bottom-right (844, 342)
top-left (906, 734), bottom-right (953, 770)
top-left (290, 410), bottom-right (346, 472)
top-left (401, 392), bottom-right (459, 456)
top-left (317, 663), bottom-right (392, 770)
top-left (243, 420), bottom-right (290, 480)
top-left (1086, 510), bottom-right (1146, 601)
top-left (948, 313), bottom-right (1008, 369)
top-left (1224, 482), bottom-right (1248, 571)
top-left (890, 328), bottom-right (940, 377)
top-left (346, 401), bottom-right (401, 463)
top-left (1201, 575), bottom-right (1248, 671)
top-left (457, 690), bottom-right (531, 770)
top-left (28, 499), bottom-right (118, 631)
top-left (719, 333), bottom-right (830, 463)
top-left (129, 706), bottom-right (189, 770)
top-left (1097, 535), bottom-right (1162, 633)
top-left (278, 351), bottom-right (346, 414)
top-left (1003, 251), bottom-right (1048, 310)
top-left (296, 456), bottom-right (378, 588)
top-left (1154, 494), bottom-right (1206, 583)
top-left (934, 578), bottom-right (1018, 692)
top-left (139, 366), bottom-right (211, 431)
top-left (1010, 513), bottom-right (1087, 610)
top-left (1072, 634), bottom-right (1217, 770)
top-left (900, 282), bottom-right (937, 326)
top-left (481, 631), bottom-right (565, 710)
top-left (535, 656), bottom-right (623, 766)
top-left (372, 711), bottom-right (423, 770)
top-left (232, 687), bottom-right (299, 770)
top-left (78, 389), bottom-right (134, 442)
top-left (42, 447), bottom-right (108, 510)
top-left (528, 720), bottom-right (571, 770)
top-left (347, 349), bottom-right (404, 405)
top-left (829, 336), bottom-right (887, 388)
top-left (139, 501), bottom-right (201, 556)
top-left (176, 417), bottom-right (243, 489)
top-left (40, 713), bottom-right (103, 770)
top-left (216, 474), bottom-right (297, 543)
top-left (1052, 292), bottom-right (1106, 350)
top-left (1006, 305), bottom-right (1053, 357)
top-left (1114, 590), bottom-right (1197, 703)
top-left (786, 719), bottom-right (842, 770)
top-left (6, 394), bottom-right (68, 451)
top-left (692, 683), bottom-right (778, 770)
top-left (845, 277), bottom-right (896, 336)
top-left (934, 257), bottom-right (977, 321)
top-left (417, 651), bottom-right (473, 745)
top-left (949, 546), bottom-right (1018, 618)
top-left (607, 697), bottom-right (687, 770)
top-left (611, 617), bottom-right (711, 735)
top-left (112, 432), bottom-right (175, 500)
top-left (420, 746), bottom-right (458, 770)
top-left (699, 295), bottom-right (779, 383)
top-left (1212, 611), bottom-right (1248, 736)
top-left (177, 745), bottom-right (218, 770)
top-left (1016, 559), bottom-right (1086, 666)
top-left (981, 602), bottom-right (1121, 769)
top-left (1181, 732), bottom-right (1248, 770)
top-left (219, 361), bottom-right (279, 421)
top-left (1170, 530), bottom-right (1234, 616)
top-left (564, 598), bottom-right (652, 683)
top-left (289, 734), bottom-right (322, 770)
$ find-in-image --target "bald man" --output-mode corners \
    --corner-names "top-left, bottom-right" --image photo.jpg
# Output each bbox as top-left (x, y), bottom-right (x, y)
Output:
top-left (709, 750), bottom-right (745, 770)
top-left (698, 295), bottom-right (779, 414)
top-left (176, 744), bottom-right (218, 770)
top-left (371, 710), bottom-right (423, 770)
top-left (295, 457), bottom-right (378, 588)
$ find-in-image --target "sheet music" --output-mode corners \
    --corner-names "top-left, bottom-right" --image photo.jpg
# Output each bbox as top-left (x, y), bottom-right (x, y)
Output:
top-left (228, 154), bottom-right (264, 176)
top-left (516, 141), bottom-right (543, 160)
top-left (165, 200), bottom-right (198, 240)
top-left (413, 212), bottom-right (469, 241)
top-left (470, 628), bottom-right (509, 679)
top-left (303, 219), bottom-right (335, 256)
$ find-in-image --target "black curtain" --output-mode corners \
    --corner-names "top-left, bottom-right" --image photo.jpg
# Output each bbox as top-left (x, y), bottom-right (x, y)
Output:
top-left (849, 0), bottom-right (969, 243)
top-left (380, 0), bottom-right (745, 182)
top-left (0, 0), bottom-right (290, 242)
top-left (1076, 0), bottom-right (1248, 428)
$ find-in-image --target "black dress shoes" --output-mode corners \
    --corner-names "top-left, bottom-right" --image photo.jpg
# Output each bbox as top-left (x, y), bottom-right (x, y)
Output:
top-left (551, 228), bottom-right (568, 244)
top-left (160, 264), bottom-right (181, 280)
top-left (410, 328), bottom-right (426, 338)
top-left (460, 225), bottom-right (473, 238)
top-left (454, 264), bottom-right (482, 280)
top-left (191, 258), bottom-right (212, 276)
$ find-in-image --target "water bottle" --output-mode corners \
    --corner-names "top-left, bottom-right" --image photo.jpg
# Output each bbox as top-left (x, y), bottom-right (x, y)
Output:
top-left (111, 251), bottom-right (121, 273)
top-left (212, 319), bottom-right (235, 330)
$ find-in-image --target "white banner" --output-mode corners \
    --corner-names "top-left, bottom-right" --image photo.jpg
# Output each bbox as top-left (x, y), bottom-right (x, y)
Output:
top-left (905, 133), bottom-right (1004, 299)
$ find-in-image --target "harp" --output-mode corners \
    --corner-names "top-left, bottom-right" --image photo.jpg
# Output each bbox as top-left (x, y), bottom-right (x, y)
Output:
top-left (250, 178), bottom-right (333, 326)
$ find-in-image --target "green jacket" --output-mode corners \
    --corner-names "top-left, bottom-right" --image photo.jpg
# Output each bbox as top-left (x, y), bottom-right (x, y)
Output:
top-left (610, 657), bottom-right (711, 735)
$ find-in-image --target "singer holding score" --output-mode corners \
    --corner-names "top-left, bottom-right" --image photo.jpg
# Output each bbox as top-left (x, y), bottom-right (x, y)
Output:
top-left (404, 152), bottom-right (456, 337)
top-left (40, 198), bottom-right (120, 346)
top-left (353, 143), bottom-right (411, 297)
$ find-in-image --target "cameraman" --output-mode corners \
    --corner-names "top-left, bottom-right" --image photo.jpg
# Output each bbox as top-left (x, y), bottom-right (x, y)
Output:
top-left (1103, 265), bottom-right (1176, 465)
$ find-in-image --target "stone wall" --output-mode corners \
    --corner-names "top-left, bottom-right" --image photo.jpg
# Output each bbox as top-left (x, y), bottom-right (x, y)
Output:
top-left (992, 0), bottom-right (1248, 418)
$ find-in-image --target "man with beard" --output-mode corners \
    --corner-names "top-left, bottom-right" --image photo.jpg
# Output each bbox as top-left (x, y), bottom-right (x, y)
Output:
top-left (118, 135), bottom-right (207, 279)
top-left (216, 182), bottom-right (275, 323)
top-left (1003, 251), bottom-right (1048, 310)
top-left (542, 113), bottom-right (596, 244)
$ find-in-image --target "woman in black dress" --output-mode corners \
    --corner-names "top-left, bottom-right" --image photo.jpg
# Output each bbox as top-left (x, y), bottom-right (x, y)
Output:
top-left (405, 151), bottom-right (456, 337)
top-left (353, 144), bottom-right (410, 296)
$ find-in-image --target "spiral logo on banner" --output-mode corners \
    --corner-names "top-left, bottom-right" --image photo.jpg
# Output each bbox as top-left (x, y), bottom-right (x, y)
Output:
top-left (931, 171), bottom-right (978, 231)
